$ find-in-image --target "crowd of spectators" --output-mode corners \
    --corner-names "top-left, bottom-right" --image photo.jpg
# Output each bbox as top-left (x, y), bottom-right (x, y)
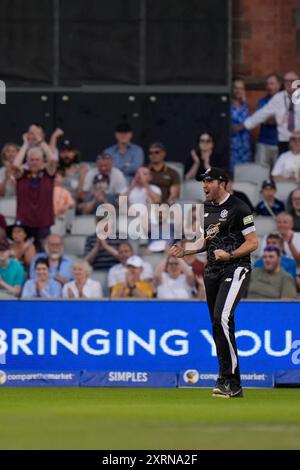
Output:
top-left (1, 71), bottom-right (300, 300)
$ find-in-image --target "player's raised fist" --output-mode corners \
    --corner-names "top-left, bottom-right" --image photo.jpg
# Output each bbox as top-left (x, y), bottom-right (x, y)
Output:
top-left (214, 249), bottom-right (230, 261)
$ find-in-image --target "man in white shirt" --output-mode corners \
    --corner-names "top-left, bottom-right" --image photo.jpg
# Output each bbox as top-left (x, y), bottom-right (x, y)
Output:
top-left (272, 132), bottom-right (300, 182)
top-left (244, 71), bottom-right (300, 156)
top-left (123, 166), bottom-right (162, 208)
top-left (79, 153), bottom-right (128, 214)
top-left (108, 241), bottom-right (153, 292)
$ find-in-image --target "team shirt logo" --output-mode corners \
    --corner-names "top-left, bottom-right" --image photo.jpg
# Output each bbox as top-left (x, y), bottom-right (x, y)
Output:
top-left (220, 209), bottom-right (228, 219)
top-left (243, 215), bottom-right (254, 225)
top-left (205, 223), bottom-right (220, 239)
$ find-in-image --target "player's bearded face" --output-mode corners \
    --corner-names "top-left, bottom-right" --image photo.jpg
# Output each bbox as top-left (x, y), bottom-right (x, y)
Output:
top-left (203, 180), bottom-right (223, 202)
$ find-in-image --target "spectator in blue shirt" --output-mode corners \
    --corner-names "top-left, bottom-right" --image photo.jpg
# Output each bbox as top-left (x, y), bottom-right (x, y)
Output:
top-left (256, 179), bottom-right (285, 216)
top-left (22, 257), bottom-right (62, 298)
top-left (103, 122), bottom-right (144, 179)
top-left (0, 237), bottom-right (25, 298)
top-left (254, 232), bottom-right (296, 278)
top-left (29, 234), bottom-right (73, 285)
top-left (255, 74), bottom-right (282, 170)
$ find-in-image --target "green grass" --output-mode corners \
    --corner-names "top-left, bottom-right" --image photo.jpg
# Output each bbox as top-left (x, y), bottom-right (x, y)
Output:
top-left (0, 388), bottom-right (300, 450)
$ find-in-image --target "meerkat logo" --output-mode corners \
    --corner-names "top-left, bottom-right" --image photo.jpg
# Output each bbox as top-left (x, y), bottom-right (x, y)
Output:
top-left (183, 370), bottom-right (200, 384)
top-left (0, 370), bottom-right (7, 385)
top-left (205, 223), bottom-right (220, 240)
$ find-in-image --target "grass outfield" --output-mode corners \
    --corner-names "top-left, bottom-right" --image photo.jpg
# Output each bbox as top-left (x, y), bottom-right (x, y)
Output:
top-left (0, 388), bottom-right (300, 450)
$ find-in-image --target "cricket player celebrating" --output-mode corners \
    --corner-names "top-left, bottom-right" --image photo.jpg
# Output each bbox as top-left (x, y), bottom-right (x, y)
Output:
top-left (171, 167), bottom-right (258, 398)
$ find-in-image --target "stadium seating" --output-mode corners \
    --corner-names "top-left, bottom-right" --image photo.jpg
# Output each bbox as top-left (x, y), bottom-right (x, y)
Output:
top-left (0, 197), bottom-right (16, 218)
top-left (167, 161), bottom-right (185, 182)
top-left (140, 252), bottom-right (165, 270)
top-left (254, 216), bottom-right (277, 237)
top-left (182, 181), bottom-right (205, 201)
top-left (274, 181), bottom-right (299, 205)
top-left (233, 181), bottom-right (259, 206)
top-left (90, 270), bottom-right (109, 297)
top-left (63, 235), bottom-right (86, 257)
top-left (234, 163), bottom-right (270, 186)
top-left (71, 215), bottom-right (96, 235)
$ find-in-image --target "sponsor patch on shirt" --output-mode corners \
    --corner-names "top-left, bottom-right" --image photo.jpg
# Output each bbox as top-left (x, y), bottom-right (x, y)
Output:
top-left (243, 215), bottom-right (254, 225)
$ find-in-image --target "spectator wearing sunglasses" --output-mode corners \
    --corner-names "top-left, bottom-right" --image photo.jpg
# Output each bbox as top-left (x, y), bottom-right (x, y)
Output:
top-left (148, 142), bottom-right (180, 204)
top-left (247, 245), bottom-right (297, 299)
top-left (272, 132), bottom-right (300, 182)
top-left (185, 132), bottom-right (220, 181)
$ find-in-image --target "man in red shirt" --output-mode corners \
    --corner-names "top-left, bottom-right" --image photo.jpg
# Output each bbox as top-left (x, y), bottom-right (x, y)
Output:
top-left (13, 128), bottom-right (57, 249)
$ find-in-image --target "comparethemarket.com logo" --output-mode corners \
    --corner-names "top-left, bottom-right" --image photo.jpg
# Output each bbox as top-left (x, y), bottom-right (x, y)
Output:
top-left (0, 372), bottom-right (75, 385)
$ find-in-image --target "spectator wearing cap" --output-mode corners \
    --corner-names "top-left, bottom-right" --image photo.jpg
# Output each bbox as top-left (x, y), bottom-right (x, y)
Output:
top-left (244, 71), bottom-right (300, 156)
top-left (254, 232), bottom-right (297, 278)
top-left (6, 221), bottom-right (36, 269)
top-left (254, 74), bottom-right (282, 170)
top-left (288, 188), bottom-right (300, 232)
top-left (154, 255), bottom-right (195, 300)
top-left (79, 154), bottom-right (127, 215)
top-left (13, 130), bottom-right (58, 248)
top-left (272, 132), bottom-right (300, 182)
top-left (108, 242), bottom-right (153, 293)
top-left (103, 122), bottom-right (144, 179)
top-left (0, 237), bottom-right (25, 298)
top-left (0, 142), bottom-right (19, 197)
top-left (225, 171), bottom-right (253, 211)
top-left (111, 255), bottom-right (153, 298)
top-left (50, 128), bottom-right (88, 202)
top-left (63, 260), bottom-right (102, 299)
top-left (148, 143), bottom-right (180, 204)
top-left (22, 257), bottom-right (62, 299)
top-left (29, 234), bottom-right (73, 285)
top-left (247, 246), bottom-right (297, 299)
top-left (255, 179), bottom-right (285, 216)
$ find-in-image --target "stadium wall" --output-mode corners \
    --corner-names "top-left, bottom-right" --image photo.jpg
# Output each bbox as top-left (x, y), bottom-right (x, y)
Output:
top-left (0, 300), bottom-right (299, 387)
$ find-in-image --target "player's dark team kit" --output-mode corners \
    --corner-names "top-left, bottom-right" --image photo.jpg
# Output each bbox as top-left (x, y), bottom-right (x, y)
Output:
top-left (203, 193), bottom-right (255, 395)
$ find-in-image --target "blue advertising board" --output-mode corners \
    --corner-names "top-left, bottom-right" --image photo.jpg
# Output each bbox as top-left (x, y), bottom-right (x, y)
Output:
top-left (0, 300), bottom-right (299, 377)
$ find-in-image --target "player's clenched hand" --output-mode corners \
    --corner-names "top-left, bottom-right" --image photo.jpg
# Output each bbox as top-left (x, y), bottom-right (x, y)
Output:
top-left (214, 249), bottom-right (230, 261)
top-left (170, 245), bottom-right (184, 258)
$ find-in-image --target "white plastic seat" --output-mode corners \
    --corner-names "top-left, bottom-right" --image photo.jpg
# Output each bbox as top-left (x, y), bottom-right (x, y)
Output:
top-left (253, 216), bottom-right (277, 238)
top-left (90, 270), bottom-right (108, 297)
top-left (63, 235), bottom-right (86, 257)
top-left (233, 181), bottom-right (259, 206)
top-left (182, 181), bottom-right (205, 202)
top-left (71, 215), bottom-right (96, 235)
top-left (138, 252), bottom-right (165, 271)
top-left (0, 197), bottom-right (16, 218)
top-left (234, 163), bottom-right (269, 186)
top-left (274, 181), bottom-right (298, 205)
top-left (167, 161), bottom-right (185, 182)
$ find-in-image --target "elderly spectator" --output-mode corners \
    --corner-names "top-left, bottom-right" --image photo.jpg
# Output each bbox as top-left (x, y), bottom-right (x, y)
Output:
top-left (148, 142), bottom-right (180, 204)
top-left (0, 237), bottom-right (25, 298)
top-left (154, 256), bottom-right (195, 299)
top-left (254, 74), bottom-right (282, 169)
top-left (108, 242), bottom-right (153, 292)
top-left (6, 221), bottom-right (36, 269)
top-left (0, 142), bottom-right (19, 197)
top-left (185, 132), bottom-right (220, 180)
top-left (111, 255), bottom-right (153, 298)
top-left (254, 232), bottom-right (296, 278)
top-left (288, 188), bottom-right (300, 231)
top-left (50, 130), bottom-right (88, 201)
top-left (272, 132), bottom-right (300, 182)
top-left (103, 122), bottom-right (144, 179)
top-left (22, 257), bottom-right (62, 299)
top-left (178, 241), bottom-right (206, 300)
top-left (255, 179), bottom-right (285, 216)
top-left (231, 79), bottom-right (252, 168)
top-left (248, 246), bottom-right (297, 299)
top-left (13, 129), bottom-right (57, 248)
top-left (63, 260), bottom-right (102, 299)
top-left (29, 234), bottom-right (73, 284)
top-left (84, 218), bottom-right (120, 270)
top-left (244, 71), bottom-right (300, 156)
top-left (79, 154), bottom-right (127, 214)
top-left (53, 169), bottom-right (75, 218)
top-left (261, 213), bottom-right (300, 273)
